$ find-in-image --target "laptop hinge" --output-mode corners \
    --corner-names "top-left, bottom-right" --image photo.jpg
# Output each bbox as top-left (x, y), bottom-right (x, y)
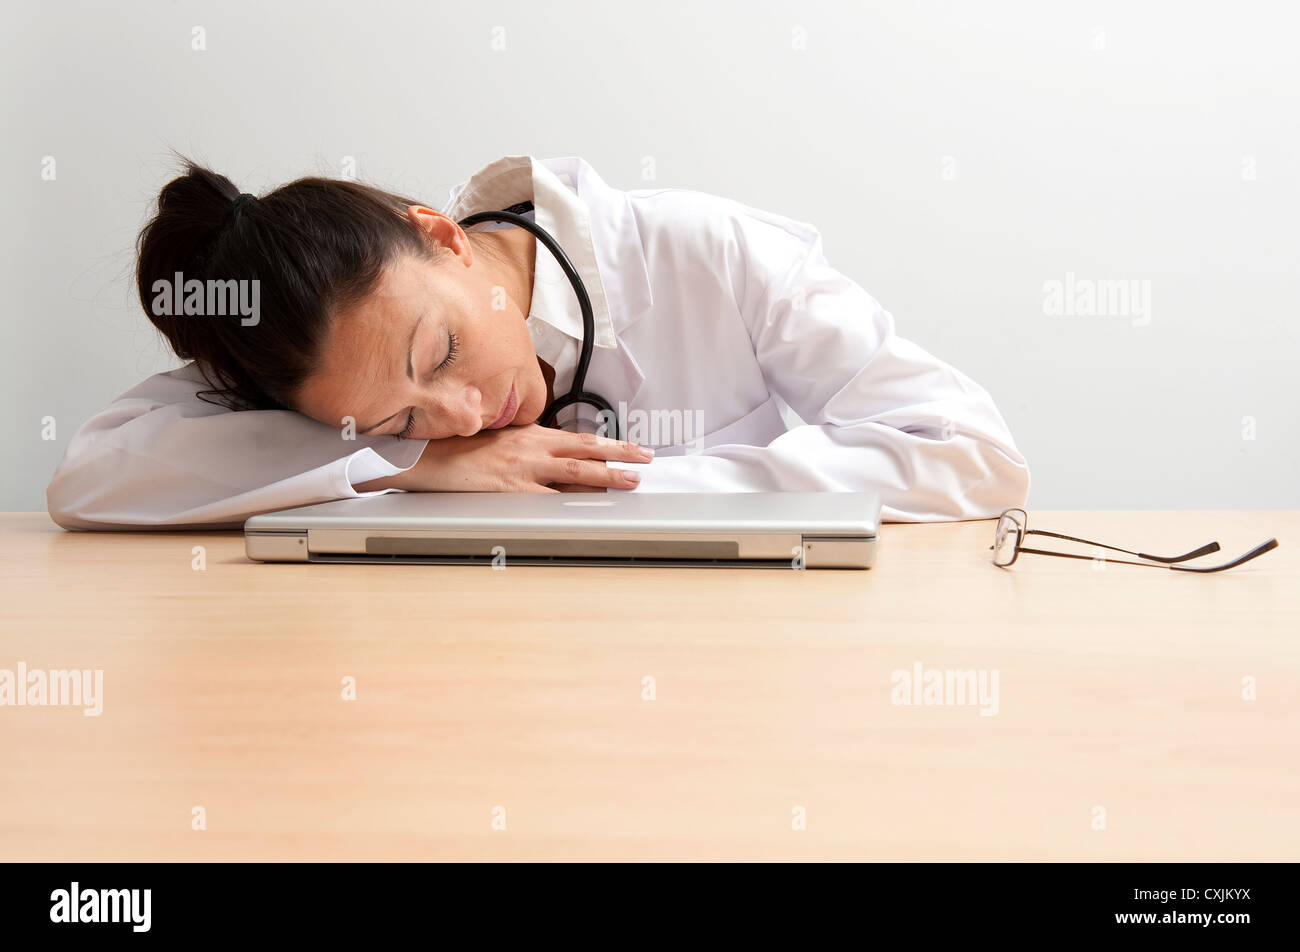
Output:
top-left (245, 530), bottom-right (309, 562)
top-left (801, 535), bottom-right (874, 569)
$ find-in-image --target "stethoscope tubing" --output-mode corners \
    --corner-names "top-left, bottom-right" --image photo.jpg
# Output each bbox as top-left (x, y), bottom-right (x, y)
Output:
top-left (456, 208), bottom-right (620, 440)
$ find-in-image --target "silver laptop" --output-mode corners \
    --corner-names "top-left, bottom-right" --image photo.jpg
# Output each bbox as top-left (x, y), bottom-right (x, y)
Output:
top-left (244, 491), bottom-right (880, 569)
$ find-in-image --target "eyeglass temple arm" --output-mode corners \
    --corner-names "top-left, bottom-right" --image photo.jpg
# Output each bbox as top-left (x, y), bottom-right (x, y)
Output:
top-left (1025, 529), bottom-right (1219, 563)
top-left (1015, 538), bottom-right (1277, 572)
top-left (1167, 538), bottom-right (1278, 572)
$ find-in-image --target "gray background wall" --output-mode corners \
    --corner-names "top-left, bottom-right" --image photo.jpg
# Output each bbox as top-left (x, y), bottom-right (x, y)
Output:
top-left (5, 0), bottom-right (1297, 511)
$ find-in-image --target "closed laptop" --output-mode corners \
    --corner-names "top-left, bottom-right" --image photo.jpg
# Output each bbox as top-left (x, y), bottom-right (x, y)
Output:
top-left (244, 490), bottom-right (880, 569)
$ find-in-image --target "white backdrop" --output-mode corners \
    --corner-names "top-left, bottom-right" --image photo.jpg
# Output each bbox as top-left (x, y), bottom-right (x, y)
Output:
top-left (5, 0), bottom-right (1297, 511)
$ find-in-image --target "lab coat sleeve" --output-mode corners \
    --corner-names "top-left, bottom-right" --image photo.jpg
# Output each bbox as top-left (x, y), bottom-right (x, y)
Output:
top-left (45, 363), bottom-right (429, 530)
top-left (611, 212), bottom-right (1031, 522)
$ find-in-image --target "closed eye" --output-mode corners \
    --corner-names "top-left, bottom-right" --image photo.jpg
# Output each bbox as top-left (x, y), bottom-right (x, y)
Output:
top-left (394, 331), bottom-right (458, 438)
top-left (437, 330), bottom-right (459, 372)
top-left (394, 408), bottom-right (416, 439)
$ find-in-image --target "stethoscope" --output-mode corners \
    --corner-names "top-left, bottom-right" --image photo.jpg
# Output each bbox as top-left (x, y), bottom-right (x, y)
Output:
top-left (457, 201), bottom-right (621, 441)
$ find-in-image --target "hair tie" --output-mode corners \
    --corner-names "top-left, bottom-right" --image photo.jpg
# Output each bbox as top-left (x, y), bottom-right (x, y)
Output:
top-left (229, 192), bottom-right (257, 226)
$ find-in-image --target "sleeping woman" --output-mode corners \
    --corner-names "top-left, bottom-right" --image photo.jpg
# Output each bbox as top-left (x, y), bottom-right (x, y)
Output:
top-left (46, 153), bottom-right (1030, 529)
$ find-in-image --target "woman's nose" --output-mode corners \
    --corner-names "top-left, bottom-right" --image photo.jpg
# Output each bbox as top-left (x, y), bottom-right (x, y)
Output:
top-left (450, 386), bottom-right (483, 437)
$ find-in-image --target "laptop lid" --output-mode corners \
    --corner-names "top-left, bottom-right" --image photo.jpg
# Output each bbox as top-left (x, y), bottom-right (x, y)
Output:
top-left (244, 491), bottom-right (880, 569)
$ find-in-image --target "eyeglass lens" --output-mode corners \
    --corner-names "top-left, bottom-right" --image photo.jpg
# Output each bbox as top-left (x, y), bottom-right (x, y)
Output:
top-left (994, 511), bottom-right (1024, 565)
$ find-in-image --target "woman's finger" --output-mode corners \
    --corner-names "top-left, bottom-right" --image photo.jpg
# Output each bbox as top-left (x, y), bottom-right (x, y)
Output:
top-left (552, 429), bottom-right (655, 463)
top-left (541, 456), bottom-right (643, 490)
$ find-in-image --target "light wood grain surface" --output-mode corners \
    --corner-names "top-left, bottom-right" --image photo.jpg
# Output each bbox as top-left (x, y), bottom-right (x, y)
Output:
top-left (1, 510), bottom-right (1295, 861)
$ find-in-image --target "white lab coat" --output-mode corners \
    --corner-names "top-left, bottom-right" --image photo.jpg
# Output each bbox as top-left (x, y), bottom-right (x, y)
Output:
top-left (46, 154), bottom-right (1030, 530)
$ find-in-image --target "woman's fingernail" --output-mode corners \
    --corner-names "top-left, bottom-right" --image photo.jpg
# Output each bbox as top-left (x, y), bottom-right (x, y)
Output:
top-left (623, 470), bottom-right (641, 483)
top-left (638, 446), bottom-right (655, 460)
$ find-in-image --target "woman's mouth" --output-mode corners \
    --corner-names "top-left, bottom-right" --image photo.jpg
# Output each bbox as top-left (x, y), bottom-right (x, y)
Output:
top-left (485, 382), bottom-right (518, 429)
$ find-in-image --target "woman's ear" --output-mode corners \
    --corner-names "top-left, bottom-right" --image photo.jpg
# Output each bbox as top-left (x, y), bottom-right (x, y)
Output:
top-left (406, 205), bottom-right (470, 265)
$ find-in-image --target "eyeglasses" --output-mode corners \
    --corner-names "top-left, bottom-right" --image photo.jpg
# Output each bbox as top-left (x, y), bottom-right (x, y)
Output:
top-left (990, 508), bottom-right (1278, 572)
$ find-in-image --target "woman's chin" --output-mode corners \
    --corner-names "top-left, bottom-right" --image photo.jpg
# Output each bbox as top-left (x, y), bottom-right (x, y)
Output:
top-left (519, 389), bottom-right (547, 425)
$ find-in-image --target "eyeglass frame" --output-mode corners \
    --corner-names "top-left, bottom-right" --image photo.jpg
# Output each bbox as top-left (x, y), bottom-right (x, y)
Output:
top-left (989, 508), bottom-right (1278, 573)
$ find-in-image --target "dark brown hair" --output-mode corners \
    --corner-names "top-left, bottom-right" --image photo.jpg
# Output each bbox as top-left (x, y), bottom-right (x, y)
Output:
top-left (135, 153), bottom-right (444, 411)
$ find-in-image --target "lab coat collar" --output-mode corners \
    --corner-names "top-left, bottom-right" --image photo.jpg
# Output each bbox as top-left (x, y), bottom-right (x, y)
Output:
top-left (440, 155), bottom-right (655, 345)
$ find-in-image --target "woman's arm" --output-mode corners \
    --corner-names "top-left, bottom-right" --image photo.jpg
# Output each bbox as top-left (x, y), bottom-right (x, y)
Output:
top-left (609, 202), bottom-right (1031, 522)
top-left (46, 363), bottom-right (652, 529)
top-left (45, 362), bottom-right (428, 530)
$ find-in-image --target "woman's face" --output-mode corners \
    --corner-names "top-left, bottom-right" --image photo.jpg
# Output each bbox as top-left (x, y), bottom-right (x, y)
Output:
top-left (295, 207), bottom-right (546, 441)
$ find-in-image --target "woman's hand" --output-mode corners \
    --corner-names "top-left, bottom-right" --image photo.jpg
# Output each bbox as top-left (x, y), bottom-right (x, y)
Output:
top-left (354, 424), bottom-right (654, 494)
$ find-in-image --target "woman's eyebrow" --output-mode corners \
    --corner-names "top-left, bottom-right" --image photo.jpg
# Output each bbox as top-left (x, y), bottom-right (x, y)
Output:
top-left (404, 310), bottom-right (426, 381)
top-left (358, 309), bottom-right (427, 433)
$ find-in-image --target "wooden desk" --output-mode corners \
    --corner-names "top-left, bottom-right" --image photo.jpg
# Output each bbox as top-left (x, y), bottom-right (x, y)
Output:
top-left (1, 511), bottom-right (1295, 861)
